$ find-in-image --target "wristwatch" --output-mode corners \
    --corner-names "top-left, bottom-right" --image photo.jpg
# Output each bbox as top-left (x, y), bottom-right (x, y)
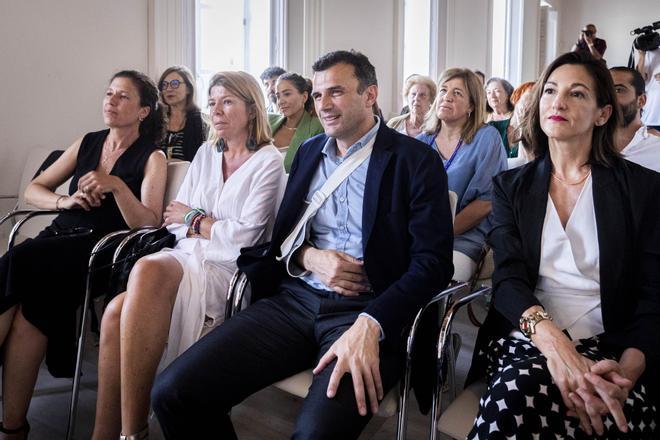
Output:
top-left (519, 310), bottom-right (552, 338)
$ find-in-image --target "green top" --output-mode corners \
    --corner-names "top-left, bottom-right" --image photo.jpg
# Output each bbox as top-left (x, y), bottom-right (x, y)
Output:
top-left (488, 118), bottom-right (518, 158)
top-left (269, 111), bottom-right (324, 172)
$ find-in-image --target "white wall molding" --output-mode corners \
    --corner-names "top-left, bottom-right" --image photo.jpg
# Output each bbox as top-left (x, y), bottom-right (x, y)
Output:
top-left (271, 0), bottom-right (288, 68)
top-left (148, 0), bottom-right (196, 78)
top-left (393, 0), bottom-right (405, 113)
top-left (302, 0), bottom-right (322, 77)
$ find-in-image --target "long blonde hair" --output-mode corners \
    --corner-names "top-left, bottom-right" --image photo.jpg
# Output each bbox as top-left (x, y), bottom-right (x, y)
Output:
top-left (207, 71), bottom-right (272, 150)
top-left (422, 68), bottom-right (486, 144)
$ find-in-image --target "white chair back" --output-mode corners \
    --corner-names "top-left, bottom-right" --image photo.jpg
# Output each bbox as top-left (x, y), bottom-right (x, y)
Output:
top-left (507, 156), bottom-right (526, 170)
top-left (448, 190), bottom-right (458, 223)
top-left (14, 148), bottom-right (71, 242)
top-left (164, 161), bottom-right (191, 206)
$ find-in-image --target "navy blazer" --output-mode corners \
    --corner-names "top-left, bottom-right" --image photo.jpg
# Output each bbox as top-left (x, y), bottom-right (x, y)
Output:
top-left (467, 153), bottom-right (660, 397)
top-left (250, 121), bottom-right (454, 342)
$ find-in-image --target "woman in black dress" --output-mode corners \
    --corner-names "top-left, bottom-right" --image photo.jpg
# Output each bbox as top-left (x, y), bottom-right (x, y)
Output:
top-left (0, 70), bottom-right (167, 438)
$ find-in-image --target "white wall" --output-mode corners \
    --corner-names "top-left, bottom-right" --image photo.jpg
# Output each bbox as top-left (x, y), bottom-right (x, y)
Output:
top-left (443, 0), bottom-right (491, 74)
top-left (0, 0), bottom-right (149, 197)
top-left (554, 0), bottom-right (660, 68)
top-left (285, 0), bottom-right (399, 117)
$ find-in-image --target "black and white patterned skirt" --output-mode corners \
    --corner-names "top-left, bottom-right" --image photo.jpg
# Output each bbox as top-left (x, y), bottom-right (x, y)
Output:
top-left (467, 335), bottom-right (657, 439)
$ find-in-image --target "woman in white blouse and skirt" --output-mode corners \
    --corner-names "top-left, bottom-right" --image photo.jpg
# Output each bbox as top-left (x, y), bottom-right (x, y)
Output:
top-left (466, 52), bottom-right (660, 439)
top-left (92, 71), bottom-right (285, 440)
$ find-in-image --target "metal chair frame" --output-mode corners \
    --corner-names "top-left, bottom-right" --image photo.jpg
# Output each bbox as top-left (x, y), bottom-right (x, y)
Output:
top-left (429, 284), bottom-right (492, 440)
top-left (0, 209), bottom-right (60, 251)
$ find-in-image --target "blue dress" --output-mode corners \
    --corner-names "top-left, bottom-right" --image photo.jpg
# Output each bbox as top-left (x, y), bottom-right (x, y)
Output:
top-left (417, 125), bottom-right (507, 261)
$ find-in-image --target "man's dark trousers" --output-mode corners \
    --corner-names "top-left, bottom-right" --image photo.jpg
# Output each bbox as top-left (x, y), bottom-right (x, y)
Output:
top-left (152, 278), bottom-right (403, 440)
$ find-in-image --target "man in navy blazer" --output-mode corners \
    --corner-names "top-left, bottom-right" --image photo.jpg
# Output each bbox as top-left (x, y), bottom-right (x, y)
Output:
top-left (153, 50), bottom-right (454, 439)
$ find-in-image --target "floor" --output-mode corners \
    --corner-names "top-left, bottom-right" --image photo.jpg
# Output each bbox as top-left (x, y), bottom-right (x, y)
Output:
top-left (0, 298), bottom-right (485, 440)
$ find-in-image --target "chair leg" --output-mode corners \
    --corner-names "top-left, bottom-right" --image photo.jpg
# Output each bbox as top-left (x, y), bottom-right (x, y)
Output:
top-left (65, 271), bottom-right (93, 440)
top-left (66, 230), bottom-right (128, 440)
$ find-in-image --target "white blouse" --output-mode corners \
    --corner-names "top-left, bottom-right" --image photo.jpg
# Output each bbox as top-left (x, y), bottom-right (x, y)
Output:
top-left (534, 175), bottom-right (604, 340)
top-left (162, 143), bottom-right (284, 366)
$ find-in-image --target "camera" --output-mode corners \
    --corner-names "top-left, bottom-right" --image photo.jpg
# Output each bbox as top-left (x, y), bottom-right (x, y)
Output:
top-left (631, 21), bottom-right (660, 51)
top-left (582, 30), bottom-right (594, 38)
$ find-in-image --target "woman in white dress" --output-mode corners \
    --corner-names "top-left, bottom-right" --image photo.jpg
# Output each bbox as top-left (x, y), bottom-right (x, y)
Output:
top-left (92, 71), bottom-right (285, 440)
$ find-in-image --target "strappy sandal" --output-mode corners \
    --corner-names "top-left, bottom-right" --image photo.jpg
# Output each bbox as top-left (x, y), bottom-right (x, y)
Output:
top-left (119, 425), bottom-right (149, 440)
top-left (0, 421), bottom-right (30, 439)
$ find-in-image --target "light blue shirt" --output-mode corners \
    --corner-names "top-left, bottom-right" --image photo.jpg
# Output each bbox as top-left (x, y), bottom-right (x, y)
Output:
top-left (298, 119), bottom-right (379, 290)
top-left (417, 124), bottom-right (507, 261)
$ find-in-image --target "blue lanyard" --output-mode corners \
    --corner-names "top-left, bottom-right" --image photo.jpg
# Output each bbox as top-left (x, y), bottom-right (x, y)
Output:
top-left (430, 132), bottom-right (463, 171)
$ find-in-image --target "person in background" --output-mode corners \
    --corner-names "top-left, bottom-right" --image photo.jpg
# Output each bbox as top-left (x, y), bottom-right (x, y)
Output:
top-left (269, 72), bottom-right (324, 172)
top-left (92, 71), bottom-right (284, 440)
top-left (417, 68), bottom-right (506, 281)
top-left (0, 70), bottom-right (167, 439)
top-left (637, 47), bottom-right (660, 130)
top-left (610, 66), bottom-right (660, 172)
top-left (474, 70), bottom-right (486, 85)
top-left (509, 81), bottom-right (537, 163)
top-left (157, 65), bottom-right (209, 161)
top-left (486, 77), bottom-right (516, 157)
top-left (467, 51), bottom-right (658, 440)
top-left (387, 74), bottom-right (437, 138)
top-left (572, 23), bottom-right (607, 62)
top-left (260, 66), bottom-right (287, 114)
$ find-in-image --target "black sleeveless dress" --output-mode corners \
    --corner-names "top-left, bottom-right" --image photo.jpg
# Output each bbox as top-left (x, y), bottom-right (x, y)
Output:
top-left (0, 129), bottom-right (157, 377)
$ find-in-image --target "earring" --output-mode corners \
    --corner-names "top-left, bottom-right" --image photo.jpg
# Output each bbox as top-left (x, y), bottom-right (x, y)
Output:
top-left (216, 138), bottom-right (227, 152)
top-left (245, 119), bottom-right (257, 150)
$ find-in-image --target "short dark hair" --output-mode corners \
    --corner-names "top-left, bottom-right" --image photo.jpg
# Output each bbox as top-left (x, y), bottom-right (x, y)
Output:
top-left (521, 51), bottom-right (620, 166)
top-left (260, 66), bottom-right (286, 81)
top-left (111, 70), bottom-right (166, 144)
top-left (609, 66), bottom-right (646, 97)
top-left (486, 77), bottom-right (515, 112)
top-left (312, 50), bottom-right (377, 93)
top-left (277, 72), bottom-right (314, 112)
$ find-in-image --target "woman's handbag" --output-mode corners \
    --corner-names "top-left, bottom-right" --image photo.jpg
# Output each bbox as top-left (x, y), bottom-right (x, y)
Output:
top-left (108, 226), bottom-right (176, 298)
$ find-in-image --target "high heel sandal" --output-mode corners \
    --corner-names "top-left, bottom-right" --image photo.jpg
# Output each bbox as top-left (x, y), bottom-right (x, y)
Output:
top-left (0, 421), bottom-right (30, 439)
top-left (119, 425), bottom-right (149, 440)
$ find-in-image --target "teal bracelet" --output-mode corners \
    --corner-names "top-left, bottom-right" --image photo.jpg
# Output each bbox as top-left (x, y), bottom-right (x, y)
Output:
top-left (184, 208), bottom-right (207, 226)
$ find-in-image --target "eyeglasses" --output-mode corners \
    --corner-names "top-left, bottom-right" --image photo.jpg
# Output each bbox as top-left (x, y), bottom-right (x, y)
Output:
top-left (160, 79), bottom-right (182, 90)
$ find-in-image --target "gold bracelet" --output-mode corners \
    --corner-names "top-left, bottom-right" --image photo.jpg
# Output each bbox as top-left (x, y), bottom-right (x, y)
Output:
top-left (55, 195), bottom-right (66, 210)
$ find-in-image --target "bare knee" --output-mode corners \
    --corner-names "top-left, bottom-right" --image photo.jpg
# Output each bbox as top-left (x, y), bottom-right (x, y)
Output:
top-left (101, 294), bottom-right (125, 337)
top-left (126, 255), bottom-right (182, 301)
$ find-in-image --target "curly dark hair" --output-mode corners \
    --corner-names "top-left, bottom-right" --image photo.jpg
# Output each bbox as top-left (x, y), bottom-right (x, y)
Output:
top-left (111, 70), bottom-right (167, 144)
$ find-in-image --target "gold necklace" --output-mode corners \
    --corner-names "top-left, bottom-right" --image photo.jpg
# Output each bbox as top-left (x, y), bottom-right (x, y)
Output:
top-left (282, 124), bottom-right (297, 131)
top-left (101, 143), bottom-right (126, 169)
top-left (551, 170), bottom-right (591, 186)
